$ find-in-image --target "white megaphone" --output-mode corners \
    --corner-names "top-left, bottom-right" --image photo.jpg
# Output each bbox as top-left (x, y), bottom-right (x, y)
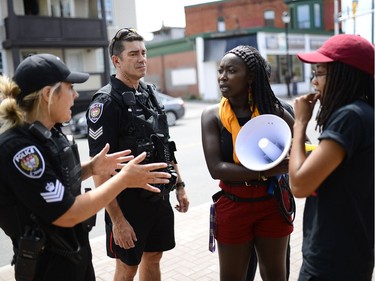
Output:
top-left (235, 114), bottom-right (292, 171)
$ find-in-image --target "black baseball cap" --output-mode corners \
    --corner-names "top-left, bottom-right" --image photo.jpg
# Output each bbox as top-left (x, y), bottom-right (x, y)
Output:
top-left (14, 53), bottom-right (89, 101)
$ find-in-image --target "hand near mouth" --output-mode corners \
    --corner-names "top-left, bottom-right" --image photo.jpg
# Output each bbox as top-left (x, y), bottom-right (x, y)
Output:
top-left (293, 93), bottom-right (319, 125)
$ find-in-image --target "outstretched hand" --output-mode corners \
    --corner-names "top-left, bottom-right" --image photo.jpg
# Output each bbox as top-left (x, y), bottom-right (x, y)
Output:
top-left (119, 152), bottom-right (171, 193)
top-left (90, 143), bottom-right (134, 177)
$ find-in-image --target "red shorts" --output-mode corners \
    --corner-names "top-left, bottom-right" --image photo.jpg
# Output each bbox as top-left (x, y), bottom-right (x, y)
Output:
top-left (214, 181), bottom-right (293, 244)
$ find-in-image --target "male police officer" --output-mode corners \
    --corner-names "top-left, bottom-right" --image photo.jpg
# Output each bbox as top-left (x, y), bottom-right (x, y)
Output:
top-left (86, 28), bottom-right (189, 281)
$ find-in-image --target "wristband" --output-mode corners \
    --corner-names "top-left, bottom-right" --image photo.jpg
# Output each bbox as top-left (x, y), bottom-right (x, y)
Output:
top-left (176, 181), bottom-right (185, 188)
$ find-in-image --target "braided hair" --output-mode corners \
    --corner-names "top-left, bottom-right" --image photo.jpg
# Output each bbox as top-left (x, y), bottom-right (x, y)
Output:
top-left (225, 45), bottom-right (283, 115)
top-left (315, 61), bottom-right (374, 131)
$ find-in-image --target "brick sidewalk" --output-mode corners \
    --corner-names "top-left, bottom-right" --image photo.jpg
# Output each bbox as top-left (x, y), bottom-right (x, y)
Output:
top-left (93, 199), bottom-right (306, 281)
top-left (0, 198), bottom-right (305, 281)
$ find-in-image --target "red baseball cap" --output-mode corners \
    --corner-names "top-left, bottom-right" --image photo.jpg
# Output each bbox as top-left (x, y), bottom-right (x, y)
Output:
top-left (297, 34), bottom-right (374, 76)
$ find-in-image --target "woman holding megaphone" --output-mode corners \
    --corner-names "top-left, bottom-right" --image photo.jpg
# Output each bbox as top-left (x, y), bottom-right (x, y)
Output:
top-left (201, 45), bottom-right (295, 281)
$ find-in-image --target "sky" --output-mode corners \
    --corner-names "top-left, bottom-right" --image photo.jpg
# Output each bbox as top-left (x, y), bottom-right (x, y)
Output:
top-left (135, 0), bottom-right (374, 44)
top-left (135, 0), bottom-right (220, 34)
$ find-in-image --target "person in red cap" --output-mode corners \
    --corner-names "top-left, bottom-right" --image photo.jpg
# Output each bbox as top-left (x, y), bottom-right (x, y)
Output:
top-left (0, 53), bottom-right (171, 281)
top-left (289, 34), bottom-right (374, 281)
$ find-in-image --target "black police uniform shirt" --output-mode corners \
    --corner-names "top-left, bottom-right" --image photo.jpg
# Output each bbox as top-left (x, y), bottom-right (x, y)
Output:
top-left (301, 100), bottom-right (374, 281)
top-left (86, 76), bottom-right (125, 156)
top-left (0, 124), bottom-right (96, 280)
top-left (0, 125), bottom-right (76, 228)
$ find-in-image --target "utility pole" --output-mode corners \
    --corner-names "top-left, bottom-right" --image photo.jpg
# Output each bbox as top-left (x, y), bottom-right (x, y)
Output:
top-left (282, 11), bottom-right (291, 98)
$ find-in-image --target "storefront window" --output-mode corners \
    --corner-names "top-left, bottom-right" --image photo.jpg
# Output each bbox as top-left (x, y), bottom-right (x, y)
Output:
top-left (266, 55), bottom-right (303, 85)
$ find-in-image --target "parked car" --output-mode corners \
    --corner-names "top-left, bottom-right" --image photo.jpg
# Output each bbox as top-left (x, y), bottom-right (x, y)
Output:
top-left (69, 111), bottom-right (87, 138)
top-left (156, 92), bottom-right (185, 126)
top-left (69, 92), bottom-right (185, 138)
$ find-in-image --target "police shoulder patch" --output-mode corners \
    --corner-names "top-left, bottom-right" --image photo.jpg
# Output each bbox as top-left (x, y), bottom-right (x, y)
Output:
top-left (13, 145), bottom-right (45, 178)
top-left (88, 102), bottom-right (104, 123)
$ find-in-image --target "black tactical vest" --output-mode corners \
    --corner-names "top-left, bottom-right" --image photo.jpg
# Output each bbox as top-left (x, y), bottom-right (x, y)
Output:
top-left (93, 82), bottom-right (176, 164)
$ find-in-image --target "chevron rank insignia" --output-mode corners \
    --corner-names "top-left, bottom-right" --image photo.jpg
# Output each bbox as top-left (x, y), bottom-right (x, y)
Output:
top-left (13, 145), bottom-right (45, 178)
top-left (40, 179), bottom-right (65, 203)
top-left (89, 126), bottom-right (103, 140)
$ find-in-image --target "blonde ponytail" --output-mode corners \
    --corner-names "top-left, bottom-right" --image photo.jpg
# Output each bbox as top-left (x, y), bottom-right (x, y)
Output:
top-left (0, 76), bottom-right (25, 133)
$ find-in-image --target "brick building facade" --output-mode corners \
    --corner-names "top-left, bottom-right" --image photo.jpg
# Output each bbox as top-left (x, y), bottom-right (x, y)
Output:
top-left (145, 0), bottom-right (338, 100)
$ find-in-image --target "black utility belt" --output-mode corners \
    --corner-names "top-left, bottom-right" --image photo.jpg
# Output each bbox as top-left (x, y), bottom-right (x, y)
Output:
top-left (212, 190), bottom-right (273, 203)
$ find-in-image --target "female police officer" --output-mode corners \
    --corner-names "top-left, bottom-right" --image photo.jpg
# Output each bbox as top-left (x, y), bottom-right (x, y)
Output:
top-left (0, 53), bottom-right (171, 281)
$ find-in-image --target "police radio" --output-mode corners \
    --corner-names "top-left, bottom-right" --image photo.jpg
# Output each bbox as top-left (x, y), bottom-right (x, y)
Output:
top-left (15, 224), bottom-right (45, 280)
